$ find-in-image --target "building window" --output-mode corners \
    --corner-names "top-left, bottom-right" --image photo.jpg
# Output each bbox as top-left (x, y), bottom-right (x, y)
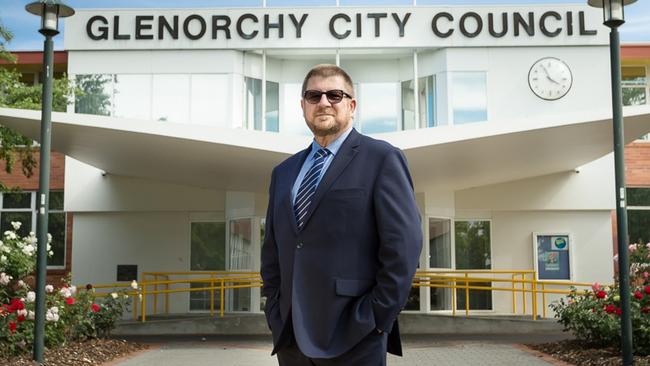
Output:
top-left (189, 221), bottom-right (226, 311)
top-left (627, 188), bottom-right (650, 245)
top-left (357, 82), bottom-right (400, 134)
top-left (113, 74), bottom-right (152, 120)
top-left (402, 75), bottom-right (436, 130)
top-left (450, 72), bottom-right (488, 125)
top-left (0, 191), bottom-right (66, 268)
top-left (152, 74), bottom-right (190, 123)
top-left (429, 217), bottom-right (452, 311)
top-left (454, 220), bottom-right (492, 310)
top-left (244, 77), bottom-right (280, 132)
top-left (190, 74), bottom-right (230, 127)
top-left (228, 218), bottom-right (253, 312)
top-left (281, 83), bottom-right (311, 136)
top-left (622, 66), bottom-right (647, 107)
top-left (74, 74), bottom-right (112, 116)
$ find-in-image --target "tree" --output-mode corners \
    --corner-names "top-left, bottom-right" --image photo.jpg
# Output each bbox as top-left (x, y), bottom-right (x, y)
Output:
top-left (0, 19), bottom-right (74, 191)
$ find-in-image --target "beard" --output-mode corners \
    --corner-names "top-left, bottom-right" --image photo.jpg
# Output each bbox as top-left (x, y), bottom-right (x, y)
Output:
top-left (306, 108), bottom-right (345, 137)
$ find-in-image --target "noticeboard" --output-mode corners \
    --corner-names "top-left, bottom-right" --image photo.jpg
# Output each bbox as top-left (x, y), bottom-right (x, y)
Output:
top-left (533, 233), bottom-right (572, 281)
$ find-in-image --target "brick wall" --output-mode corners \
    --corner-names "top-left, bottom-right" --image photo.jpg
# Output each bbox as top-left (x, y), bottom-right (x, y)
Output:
top-left (0, 150), bottom-right (71, 284)
top-left (626, 142), bottom-right (650, 188)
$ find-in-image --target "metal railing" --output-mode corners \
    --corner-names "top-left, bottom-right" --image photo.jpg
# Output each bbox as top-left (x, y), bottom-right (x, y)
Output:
top-left (85, 270), bottom-right (595, 322)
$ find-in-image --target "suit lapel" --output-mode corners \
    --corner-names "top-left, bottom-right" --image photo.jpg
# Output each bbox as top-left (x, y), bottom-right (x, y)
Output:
top-left (284, 146), bottom-right (311, 234)
top-left (298, 129), bottom-right (361, 230)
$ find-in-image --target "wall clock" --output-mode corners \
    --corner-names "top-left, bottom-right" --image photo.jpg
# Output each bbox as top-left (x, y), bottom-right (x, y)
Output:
top-left (528, 57), bottom-right (573, 101)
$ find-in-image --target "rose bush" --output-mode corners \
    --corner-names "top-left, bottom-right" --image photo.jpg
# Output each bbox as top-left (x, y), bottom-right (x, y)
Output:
top-left (551, 242), bottom-right (650, 355)
top-left (0, 222), bottom-right (138, 356)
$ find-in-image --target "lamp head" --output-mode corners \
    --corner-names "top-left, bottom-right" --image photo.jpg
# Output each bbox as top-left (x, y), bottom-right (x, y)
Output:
top-left (25, 0), bottom-right (75, 36)
top-left (587, 0), bottom-right (638, 28)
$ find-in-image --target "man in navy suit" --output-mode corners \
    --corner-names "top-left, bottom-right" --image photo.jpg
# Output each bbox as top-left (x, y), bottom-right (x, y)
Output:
top-left (261, 64), bottom-right (422, 366)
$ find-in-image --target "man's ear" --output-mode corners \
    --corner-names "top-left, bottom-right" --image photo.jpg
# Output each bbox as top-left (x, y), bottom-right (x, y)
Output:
top-left (349, 99), bottom-right (356, 115)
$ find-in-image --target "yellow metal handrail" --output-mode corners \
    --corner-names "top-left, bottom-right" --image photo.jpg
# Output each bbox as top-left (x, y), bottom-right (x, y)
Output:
top-left (85, 270), bottom-right (598, 322)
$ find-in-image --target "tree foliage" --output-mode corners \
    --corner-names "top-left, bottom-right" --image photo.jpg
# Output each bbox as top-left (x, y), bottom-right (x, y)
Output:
top-left (0, 20), bottom-right (74, 192)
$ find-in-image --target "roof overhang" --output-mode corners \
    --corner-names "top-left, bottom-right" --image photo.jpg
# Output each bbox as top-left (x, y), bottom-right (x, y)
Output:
top-left (0, 106), bottom-right (649, 192)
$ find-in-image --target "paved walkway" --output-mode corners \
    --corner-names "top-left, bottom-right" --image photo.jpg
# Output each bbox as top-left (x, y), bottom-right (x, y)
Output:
top-left (113, 335), bottom-right (568, 366)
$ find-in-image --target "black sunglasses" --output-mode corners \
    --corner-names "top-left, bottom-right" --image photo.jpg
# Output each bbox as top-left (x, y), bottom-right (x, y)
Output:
top-left (303, 89), bottom-right (353, 104)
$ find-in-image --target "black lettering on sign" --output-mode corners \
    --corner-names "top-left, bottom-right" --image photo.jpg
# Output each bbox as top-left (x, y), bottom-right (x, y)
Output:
top-left (212, 15), bottom-right (231, 39)
top-left (289, 14), bottom-right (308, 38)
top-left (135, 15), bottom-right (154, 40)
top-left (392, 13), bottom-right (411, 37)
top-left (488, 13), bottom-right (508, 38)
top-left (540, 11), bottom-right (562, 37)
top-left (432, 12), bottom-right (454, 38)
top-left (329, 13), bottom-right (351, 39)
top-left (459, 12), bottom-right (483, 38)
top-left (159, 15), bottom-right (179, 40)
top-left (184, 15), bottom-right (207, 40)
top-left (113, 15), bottom-right (130, 40)
top-left (237, 14), bottom-right (259, 40)
top-left (87, 15), bottom-right (109, 40)
top-left (513, 12), bottom-right (534, 36)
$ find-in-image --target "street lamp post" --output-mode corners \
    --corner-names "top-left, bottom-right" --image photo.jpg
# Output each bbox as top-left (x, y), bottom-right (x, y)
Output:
top-left (587, 1), bottom-right (637, 365)
top-left (24, 0), bottom-right (74, 363)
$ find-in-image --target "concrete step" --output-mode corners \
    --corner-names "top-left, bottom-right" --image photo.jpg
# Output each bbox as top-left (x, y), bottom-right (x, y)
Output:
top-left (113, 313), bottom-right (564, 337)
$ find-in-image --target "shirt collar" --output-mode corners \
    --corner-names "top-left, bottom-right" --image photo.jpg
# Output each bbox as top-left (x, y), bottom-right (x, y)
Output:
top-left (310, 126), bottom-right (353, 159)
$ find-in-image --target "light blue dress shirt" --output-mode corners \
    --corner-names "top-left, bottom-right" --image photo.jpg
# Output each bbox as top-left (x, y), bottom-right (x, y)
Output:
top-left (291, 127), bottom-right (353, 204)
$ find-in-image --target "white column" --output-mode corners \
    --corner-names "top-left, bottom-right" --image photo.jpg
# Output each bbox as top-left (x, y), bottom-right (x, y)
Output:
top-left (336, 50), bottom-right (340, 66)
top-left (413, 50), bottom-right (420, 129)
top-left (262, 51), bottom-right (267, 131)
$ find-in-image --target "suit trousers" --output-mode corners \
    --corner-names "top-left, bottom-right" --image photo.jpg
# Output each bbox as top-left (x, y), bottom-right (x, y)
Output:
top-left (277, 327), bottom-right (388, 366)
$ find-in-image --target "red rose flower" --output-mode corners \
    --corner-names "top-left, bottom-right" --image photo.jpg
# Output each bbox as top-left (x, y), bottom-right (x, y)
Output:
top-left (8, 298), bottom-right (24, 312)
top-left (635, 291), bottom-right (644, 300)
top-left (642, 307), bottom-right (650, 314)
top-left (645, 285), bottom-right (650, 295)
top-left (91, 303), bottom-right (101, 313)
top-left (17, 314), bottom-right (25, 322)
top-left (65, 297), bottom-right (75, 305)
top-left (596, 290), bottom-right (607, 299)
top-left (8, 322), bottom-right (16, 334)
top-left (605, 304), bottom-right (617, 313)
top-left (616, 308), bottom-right (623, 316)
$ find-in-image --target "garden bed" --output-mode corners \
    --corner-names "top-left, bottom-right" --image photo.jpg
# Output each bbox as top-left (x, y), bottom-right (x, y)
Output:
top-left (0, 338), bottom-right (148, 366)
top-left (528, 340), bottom-right (650, 366)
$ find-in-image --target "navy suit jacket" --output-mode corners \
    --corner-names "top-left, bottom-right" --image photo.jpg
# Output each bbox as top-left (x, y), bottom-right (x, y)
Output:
top-left (261, 128), bottom-right (422, 359)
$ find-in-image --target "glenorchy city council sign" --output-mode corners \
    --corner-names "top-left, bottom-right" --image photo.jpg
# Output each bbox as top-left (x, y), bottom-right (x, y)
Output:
top-left (64, 6), bottom-right (609, 50)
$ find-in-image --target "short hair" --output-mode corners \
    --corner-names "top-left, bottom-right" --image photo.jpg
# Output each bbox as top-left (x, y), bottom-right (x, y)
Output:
top-left (301, 64), bottom-right (355, 97)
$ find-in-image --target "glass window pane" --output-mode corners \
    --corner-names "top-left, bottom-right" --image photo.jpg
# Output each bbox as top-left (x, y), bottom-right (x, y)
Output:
top-left (429, 218), bottom-right (451, 268)
top-left (266, 81), bottom-right (280, 132)
top-left (282, 83), bottom-right (311, 136)
top-left (189, 282), bottom-right (221, 311)
top-left (623, 88), bottom-right (646, 106)
top-left (229, 218), bottom-right (252, 312)
top-left (3, 192), bottom-right (31, 209)
top-left (74, 74), bottom-right (112, 116)
top-left (622, 66), bottom-right (646, 87)
top-left (153, 74), bottom-right (190, 123)
top-left (451, 72), bottom-right (487, 125)
top-left (47, 212), bottom-right (65, 267)
top-left (114, 74), bottom-right (152, 120)
top-left (420, 75), bottom-right (436, 128)
top-left (190, 222), bottom-right (226, 271)
top-left (49, 191), bottom-right (64, 211)
top-left (190, 74), bottom-right (230, 127)
top-left (245, 77), bottom-right (262, 130)
top-left (628, 188), bottom-right (650, 207)
top-left (401, 80), bottom-right (415, 131)
top-left (0, 212), bottom-right (32, 238)
top-left (431, 287), bottom-right (451, 311)
top-left (629, 210), bottom-right (650, 245)
top-left (358, 82), bottom-right (399, 134)
top-left (455, 220), bottom-right (492, 310)
top-left (404, 286), bottom-right (420, 311)
top-left (229, 218), bottom-right (252, 270)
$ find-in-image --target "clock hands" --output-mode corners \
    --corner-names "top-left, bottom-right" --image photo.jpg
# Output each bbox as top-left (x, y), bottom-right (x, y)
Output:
top-left (540, 64), bottom-right (561, 85)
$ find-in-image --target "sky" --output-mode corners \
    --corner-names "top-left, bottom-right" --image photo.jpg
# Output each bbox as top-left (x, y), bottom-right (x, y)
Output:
top-left (1, 0), bottom-right (648, 51)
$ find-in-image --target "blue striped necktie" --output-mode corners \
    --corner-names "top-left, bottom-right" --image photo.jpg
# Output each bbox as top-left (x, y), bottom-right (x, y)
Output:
top-left (294, 148), bottom-right (330, 230)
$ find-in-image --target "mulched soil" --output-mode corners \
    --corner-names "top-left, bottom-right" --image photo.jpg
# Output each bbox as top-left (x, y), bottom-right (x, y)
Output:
top-left (528, 340), bottom-right (650, 366)
top-left (0, 339), bottom-right (148, 366)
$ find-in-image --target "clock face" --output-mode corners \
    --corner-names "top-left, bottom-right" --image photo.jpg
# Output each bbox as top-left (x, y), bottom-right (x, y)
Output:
top-left (528, 57), bottom-right (573, 101)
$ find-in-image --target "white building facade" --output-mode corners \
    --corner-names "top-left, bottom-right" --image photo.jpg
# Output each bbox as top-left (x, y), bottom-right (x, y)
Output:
top-left (3, 3), bottom-right (650, 317)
